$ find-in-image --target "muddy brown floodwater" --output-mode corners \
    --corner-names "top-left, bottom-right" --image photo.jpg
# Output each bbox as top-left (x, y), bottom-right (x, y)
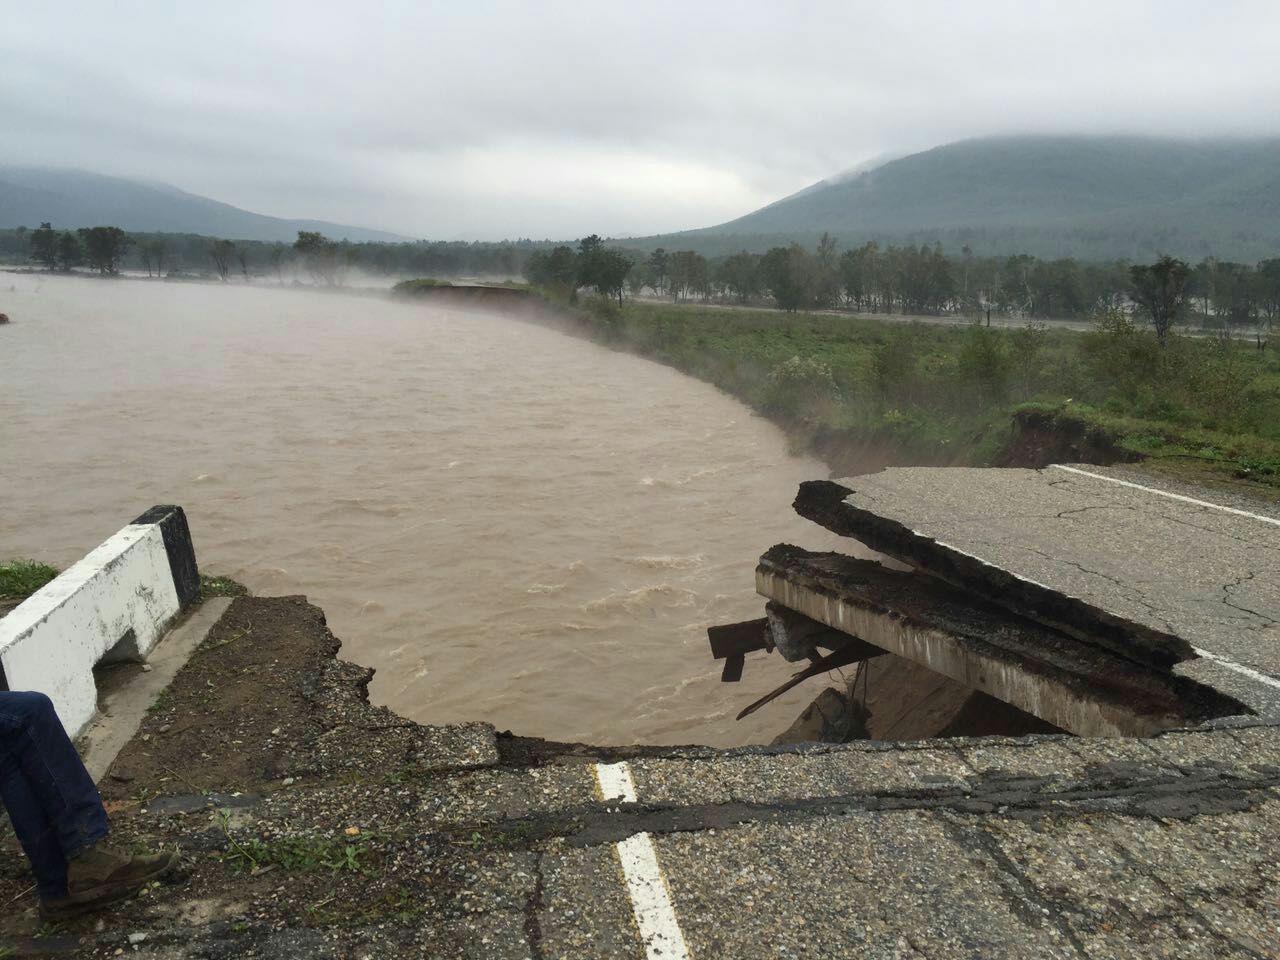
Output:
top-left (0, 274), bottom-right (850, 746)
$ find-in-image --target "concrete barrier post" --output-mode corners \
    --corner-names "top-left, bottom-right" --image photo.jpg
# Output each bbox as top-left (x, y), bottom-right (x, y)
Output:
top-left (0, 506), bottom-right (200, 736)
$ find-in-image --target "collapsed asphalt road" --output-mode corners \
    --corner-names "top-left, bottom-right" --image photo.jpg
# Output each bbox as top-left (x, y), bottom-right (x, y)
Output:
top-left (794, 463), bottom-right (1280, 723)
top-left (0, 590), bottom-right (1273, 957)
top-left (1, 464), bottom-right (1277, 958)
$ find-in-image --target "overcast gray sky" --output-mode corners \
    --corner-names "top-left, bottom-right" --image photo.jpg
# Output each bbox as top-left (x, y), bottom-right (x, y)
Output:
top-left (5, 1), bottom-right (1279, 240)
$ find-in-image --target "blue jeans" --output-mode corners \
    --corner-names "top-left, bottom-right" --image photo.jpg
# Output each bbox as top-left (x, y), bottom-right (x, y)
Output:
top-left (0, 691), bottom-right (109, 899)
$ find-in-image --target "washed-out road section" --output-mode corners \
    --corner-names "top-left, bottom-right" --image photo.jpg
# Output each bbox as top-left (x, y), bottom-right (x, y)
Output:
top-left (791, 463), bottom-right (1280, 723)
top-left (1, 466), bottom-right (1277, 958)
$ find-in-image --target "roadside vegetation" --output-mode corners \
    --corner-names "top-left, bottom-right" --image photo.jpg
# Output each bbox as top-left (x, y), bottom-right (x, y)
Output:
top-left (0, 560), bottom-right (59, 601)
top-left (512, 237), bottom-right (1280, 491)
top-left (549, 296), bottom-right (1280, 486)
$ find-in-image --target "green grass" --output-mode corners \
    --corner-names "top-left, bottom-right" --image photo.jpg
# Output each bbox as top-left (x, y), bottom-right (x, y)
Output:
top-left (222, 835), bottom-right (371, 873)
top-left (0, 559), bottom-right (59, 600)
top-left (532, 292), bottom-right (1280, 491)
top-left (200, 573), bottom-right (250, 598)
top-left (218, 811), bottom-right (376, 875)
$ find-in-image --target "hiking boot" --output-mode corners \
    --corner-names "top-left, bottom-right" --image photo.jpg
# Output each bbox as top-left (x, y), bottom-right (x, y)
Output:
top-left (40, 843), bottom-right (179, 919)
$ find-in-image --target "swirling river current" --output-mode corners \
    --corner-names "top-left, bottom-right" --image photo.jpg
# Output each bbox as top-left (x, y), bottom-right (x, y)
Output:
top-left (1, 274), bottom-right (850, 746)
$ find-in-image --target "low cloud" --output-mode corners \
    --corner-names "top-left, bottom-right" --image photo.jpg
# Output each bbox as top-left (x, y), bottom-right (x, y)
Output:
top-left (5, 0), bottom-right (1279, 239)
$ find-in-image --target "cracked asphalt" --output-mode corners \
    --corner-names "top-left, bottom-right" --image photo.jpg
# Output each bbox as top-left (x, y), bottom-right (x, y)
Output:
top-left (2, 590), bottom-right (1277, 958)
top-left (819, 464), bottom-right (1280, 718)
top-left (4, 464), bottom-right (1279, 958)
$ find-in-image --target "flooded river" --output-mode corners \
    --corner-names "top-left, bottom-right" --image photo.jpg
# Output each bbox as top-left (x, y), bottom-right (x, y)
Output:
top-left (1, 273), bottom-right (848, 746)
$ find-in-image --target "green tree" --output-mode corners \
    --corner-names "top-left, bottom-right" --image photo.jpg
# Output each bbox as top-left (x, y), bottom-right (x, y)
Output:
top-left (812, 232), bottom-right (841, 307)
top-left (139, 238), bottom-right (167, 277)
top-left (717, 251), bottom-right (762, 303)
top-left (1010, 320), bottom-right (1048, 400)
top-left (29, 222), bottom-right (58, 270)
top-left (209, 238), bottom-right (234, 281)
top-left (574, 234), bottom-right (606, 292)
top-left (626, 261), bottom-right (653, 299)
top-left (1255, 258), bottom-right (1280, 349)
top-left (55, 231), bottom-right (83, 271)
top-left (1130, 255), bottom-right (1191, 347)
top-left (293, 230), bottom-right (340, 285)
top-left (760, 245), bottom-right (814, 312)
top-left (647, 248), bottom-right (669, 296)
top-left (592, 248), bottom-right (632, 305)
top-left (546, 245), bottom-right (577, 290)
top-left (77, 226), bottom-right (131, 275)
top-left (668, 251), bottom-right (708, 302)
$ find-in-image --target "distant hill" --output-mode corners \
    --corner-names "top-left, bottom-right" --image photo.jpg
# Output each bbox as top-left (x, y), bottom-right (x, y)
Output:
top-left (642, 136), bottom-right (1280, 261)
top-left (0, 166), bottom-right (410, 243)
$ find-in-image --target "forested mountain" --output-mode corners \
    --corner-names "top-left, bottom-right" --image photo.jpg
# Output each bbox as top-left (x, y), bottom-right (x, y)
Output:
top-left (648, 136), bottom-right (1280, 261)
top-left (0, 167), bottom-right (409, 243)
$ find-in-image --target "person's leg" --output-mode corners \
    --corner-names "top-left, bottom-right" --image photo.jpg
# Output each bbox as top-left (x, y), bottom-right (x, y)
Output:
top-left (0, 733), bottom-right (70, 899)
top-left (0, 691), bottom-right (178, 917)
top-left (0, 692), bottom-right (109, 869)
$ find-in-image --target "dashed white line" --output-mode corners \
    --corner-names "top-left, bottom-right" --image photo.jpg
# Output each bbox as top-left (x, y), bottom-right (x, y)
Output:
top-left (595, 761), bottom-right (638, 803)
top-left (1049, 464), bottom-right (1280, 527)
top-left (1192, 647), bottom-right (1280, 692)
top-left (615, 833), bottom-right (692, 960)
top-left (595, 762), bottom-right (692, 960)
top-left (1050, 464), bottom-right (1280, 692)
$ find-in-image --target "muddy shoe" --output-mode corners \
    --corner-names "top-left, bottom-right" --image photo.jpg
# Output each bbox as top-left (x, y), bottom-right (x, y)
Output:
top-left (41, 844), bottom-right (179, 919)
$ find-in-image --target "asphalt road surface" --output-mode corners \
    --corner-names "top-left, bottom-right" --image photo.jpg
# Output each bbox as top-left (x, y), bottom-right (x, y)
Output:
top-left (822, 463), bottom-right (1280, 721)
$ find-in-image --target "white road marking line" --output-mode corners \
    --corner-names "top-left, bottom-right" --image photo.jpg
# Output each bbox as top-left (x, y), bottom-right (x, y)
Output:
top-left (1049, 464), bottom-right (1280, 528)
top-left (616, 832), bottom-right (692, 960)
top-left (1049, 465), bottom-right (1280, 691)
top-left (1192, 647), bottom-right (1280, 692)
top-left (595, 761), bottom-right (638, 803)
top-left (594, 762), bottom-right (692, 960)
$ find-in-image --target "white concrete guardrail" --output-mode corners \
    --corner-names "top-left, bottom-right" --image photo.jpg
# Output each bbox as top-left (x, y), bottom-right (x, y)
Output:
top-left (0, 506), bottom-right (200, 737)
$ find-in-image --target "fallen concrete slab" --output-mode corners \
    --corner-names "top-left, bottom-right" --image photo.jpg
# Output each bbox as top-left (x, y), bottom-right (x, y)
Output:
top-left (792, 466), bottom-right (1280, 717)
top-left (756, 544), bottom-right (1247, 736)
top-left (794, 477), bottom-right (1196, 671)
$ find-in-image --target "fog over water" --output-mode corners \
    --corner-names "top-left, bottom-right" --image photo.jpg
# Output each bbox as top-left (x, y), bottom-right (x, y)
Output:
top-left (1, 275), bottom-right (850, 746)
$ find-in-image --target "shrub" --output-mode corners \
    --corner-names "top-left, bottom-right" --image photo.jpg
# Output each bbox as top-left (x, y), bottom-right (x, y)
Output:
top-left (1081, 306), bottom-right (1159, 399)
top-left (871, 335), bottom-right (918, 406)
top-left (765, 355), bottom-right (842, 419)
top-left (957, 322), bottom-right (1012, 406)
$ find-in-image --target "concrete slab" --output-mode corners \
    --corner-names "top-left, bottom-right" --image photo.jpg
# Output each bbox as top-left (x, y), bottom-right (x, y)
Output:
top-left (756, 545), bottom-right (1243, 735)
top-left (80, 597), bottom-right (232, 782)
top-left (795, 466), bottom-right (1280, 712)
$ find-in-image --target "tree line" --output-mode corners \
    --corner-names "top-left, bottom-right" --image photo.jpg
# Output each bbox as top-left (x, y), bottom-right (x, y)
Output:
top-left (525, 232), bottom-right (1279, 340)
top-left (0, 224), bottom-right (552, 281)
top-left (4, 220), bottom-right (1277, 340)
